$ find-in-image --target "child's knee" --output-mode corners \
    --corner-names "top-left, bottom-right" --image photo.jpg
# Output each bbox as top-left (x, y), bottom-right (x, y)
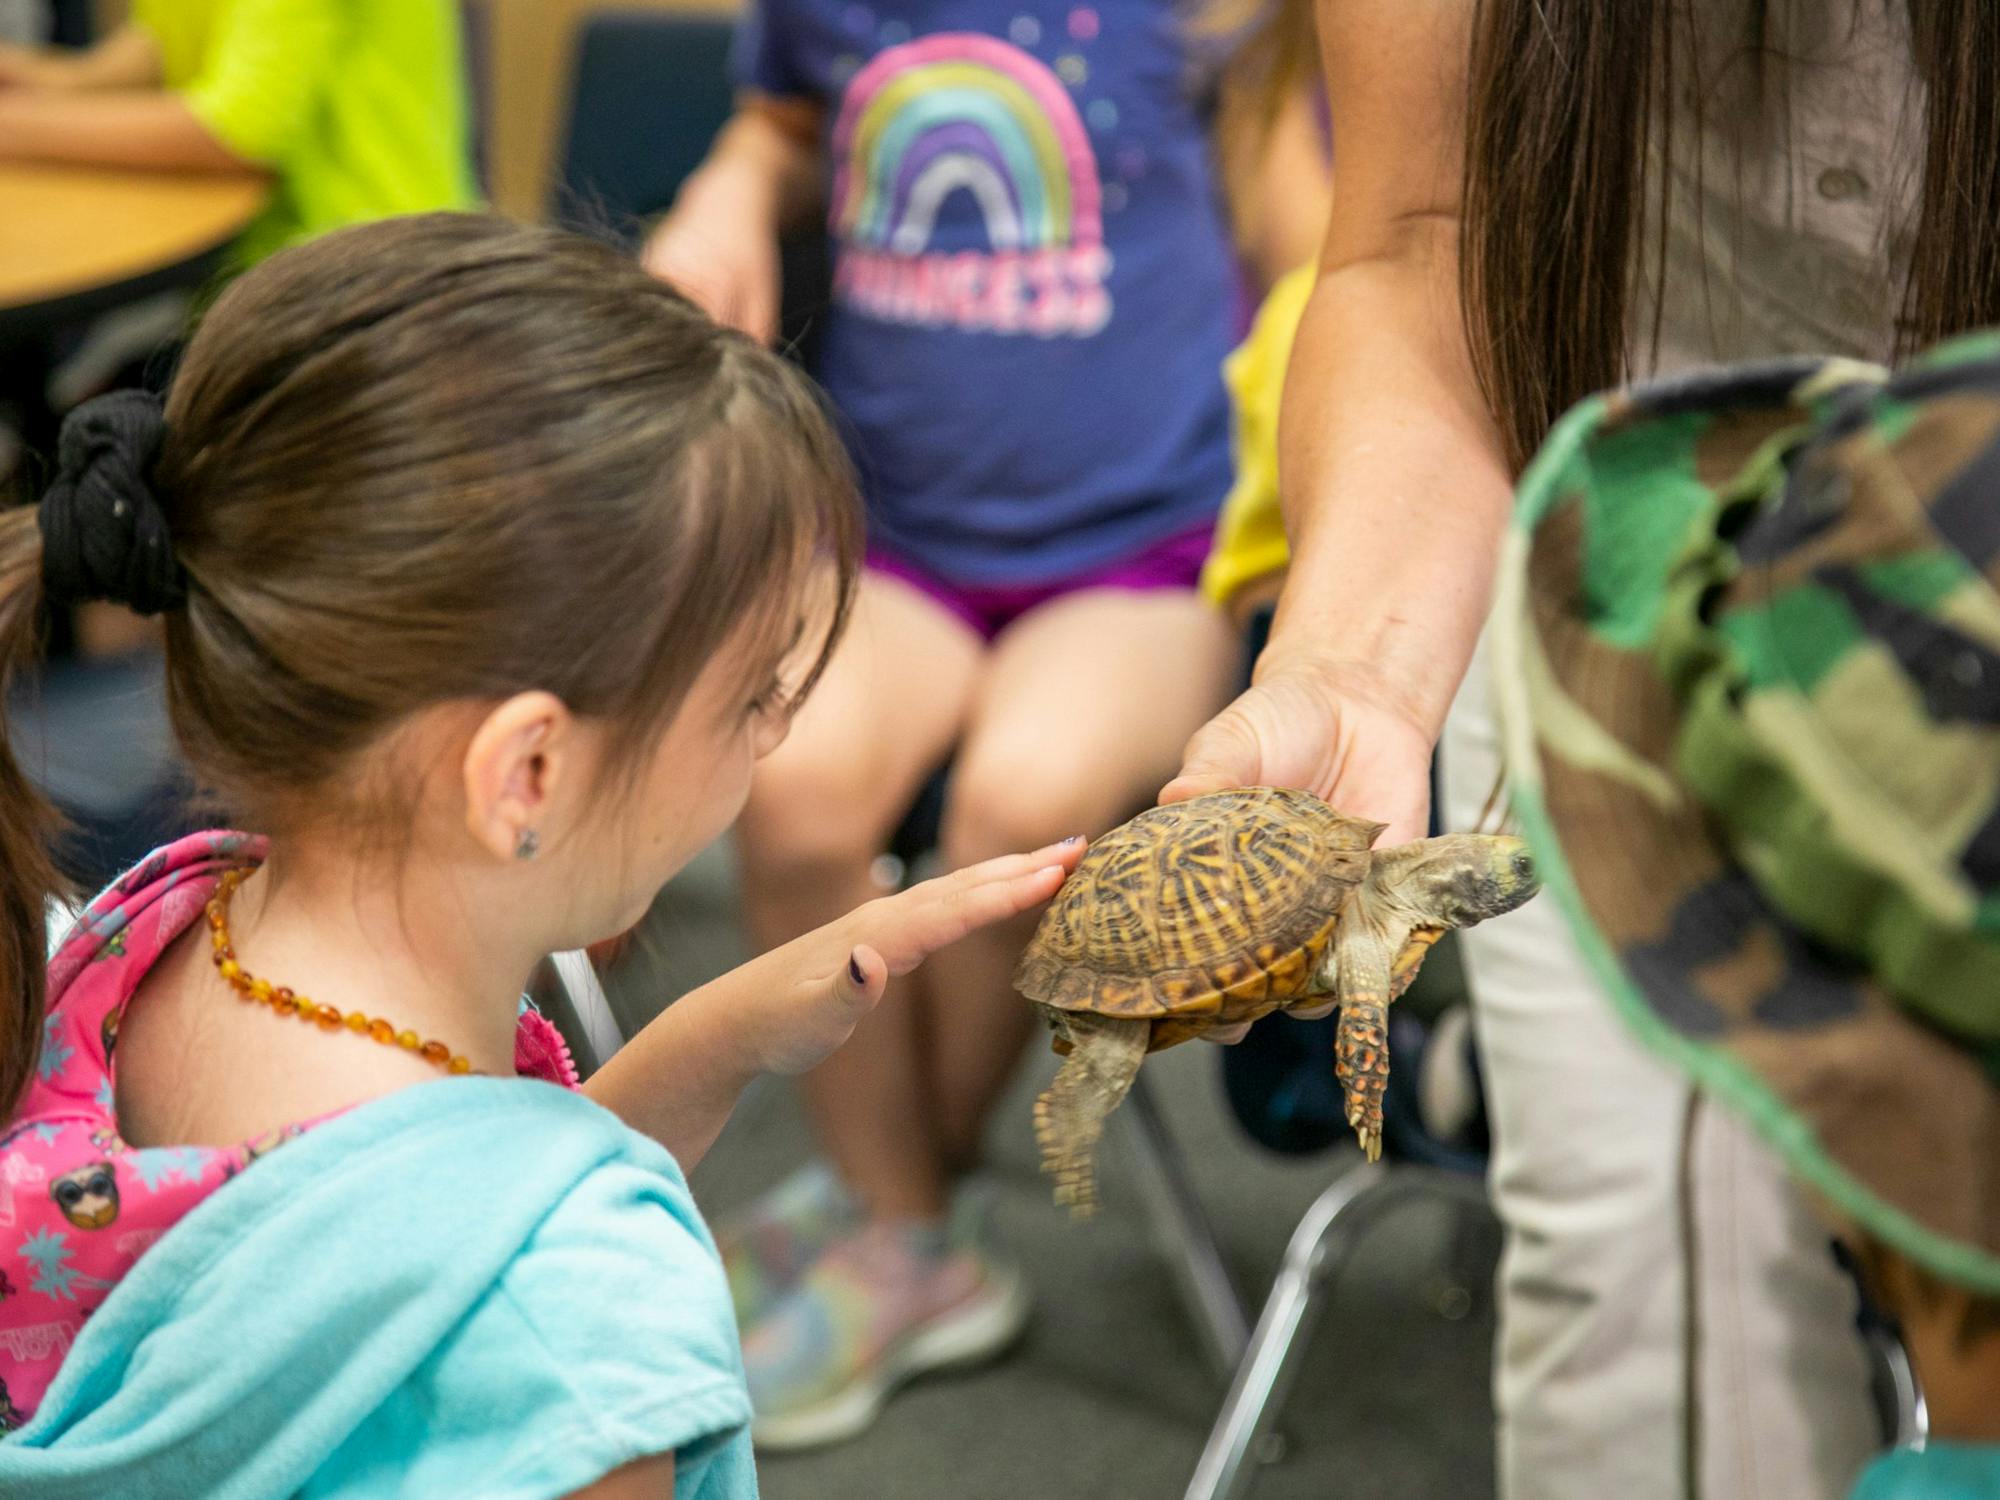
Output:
top-left (939, 753), bottom-right (1109, 865)
top-left (739, 749), bottom-right (900, 876)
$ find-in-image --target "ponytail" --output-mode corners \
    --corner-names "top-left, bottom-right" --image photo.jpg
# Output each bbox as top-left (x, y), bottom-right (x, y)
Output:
top-left (1, 391), bottom-right (180, 1117)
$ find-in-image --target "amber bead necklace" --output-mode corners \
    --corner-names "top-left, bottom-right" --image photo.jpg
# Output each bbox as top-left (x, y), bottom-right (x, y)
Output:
top-left (207, 869), bottom-right (473, 1075)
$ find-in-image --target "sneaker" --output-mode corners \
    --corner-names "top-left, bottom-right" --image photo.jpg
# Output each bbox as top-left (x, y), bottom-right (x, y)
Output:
top-left (743, 1219), bottom-right (1030, 1451)
top-left (715, 1161), bottom-right (859, 1326)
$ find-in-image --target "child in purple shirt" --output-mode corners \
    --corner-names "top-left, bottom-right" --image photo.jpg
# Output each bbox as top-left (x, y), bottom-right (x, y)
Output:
top-left (646, 0), bottom-right (1279, 1447)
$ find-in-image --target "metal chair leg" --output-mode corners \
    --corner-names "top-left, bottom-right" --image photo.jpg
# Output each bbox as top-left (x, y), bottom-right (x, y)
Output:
top-left (1863, 1319), bottom-right (1929, 1452)
top-left (1185, 1168), bottom-right (1498, 1500)
top-left (1182, 1165), bottom-right (1400, 1500)
top-left (1125, 1073), bottom-right (1252, 1378)
top-left (1839, 1239), bottom-right (1931, 1453)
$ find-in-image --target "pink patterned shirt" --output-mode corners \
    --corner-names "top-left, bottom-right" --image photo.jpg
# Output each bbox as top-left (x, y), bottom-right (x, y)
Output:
top-left (0, 832), bottom-right (581, 1430)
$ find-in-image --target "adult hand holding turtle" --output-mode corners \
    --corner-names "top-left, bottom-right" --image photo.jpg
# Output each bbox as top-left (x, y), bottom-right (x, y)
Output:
top-left (1161, 649), bottom-right (1439, 850)
top-left (1158, 0), bottom-right (1514, 837)
top-left (1160, 0), bottom-right (1509, 1038)
top-left (1158, 652), bottom-right (1461, 1042)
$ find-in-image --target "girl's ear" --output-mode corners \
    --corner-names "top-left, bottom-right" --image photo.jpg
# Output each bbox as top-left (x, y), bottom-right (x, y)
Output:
top-left (462, 692), bottom-right (572, 862)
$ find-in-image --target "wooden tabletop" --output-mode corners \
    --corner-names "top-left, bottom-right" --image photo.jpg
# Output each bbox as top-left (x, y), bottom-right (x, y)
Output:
top-left (0, 163), bottom-right (267, 313)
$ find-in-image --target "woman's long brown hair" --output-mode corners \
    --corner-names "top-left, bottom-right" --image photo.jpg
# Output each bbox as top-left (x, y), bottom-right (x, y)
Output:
top-left (0, 214), bottom-right (861, 1116)
top-left (1463, 0), bottom-right (2000, 474)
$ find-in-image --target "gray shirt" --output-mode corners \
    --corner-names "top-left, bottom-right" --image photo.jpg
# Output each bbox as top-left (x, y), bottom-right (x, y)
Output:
top-left (1641, 0), bottom-right (1920, 373)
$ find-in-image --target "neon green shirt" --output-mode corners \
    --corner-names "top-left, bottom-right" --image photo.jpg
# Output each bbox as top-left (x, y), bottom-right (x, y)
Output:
top-left (133, 0), bottom-right (476, 263)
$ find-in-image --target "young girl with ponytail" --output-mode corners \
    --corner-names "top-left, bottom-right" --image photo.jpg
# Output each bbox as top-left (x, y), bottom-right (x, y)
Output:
top-left (0, 211), bottom-right (1080, 1499)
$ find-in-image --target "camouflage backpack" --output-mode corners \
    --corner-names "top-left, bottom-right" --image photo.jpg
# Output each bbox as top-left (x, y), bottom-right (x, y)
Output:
top-left (1496, 336), bottom-right (2000, 1295)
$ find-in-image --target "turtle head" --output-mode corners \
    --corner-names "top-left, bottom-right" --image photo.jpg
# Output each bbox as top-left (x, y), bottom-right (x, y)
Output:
top-left (1369, 833), bottom-right (1540, 930)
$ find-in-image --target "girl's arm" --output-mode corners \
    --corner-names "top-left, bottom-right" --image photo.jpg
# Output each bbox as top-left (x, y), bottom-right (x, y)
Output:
top-left (672, 94), bottom-right (826, 234)
top-left (569, 1452), bottom-right (674, 1499)
top-left (1221, 83), bottom-right (1333, 295)
top-left (642, 94), bottom-right (825, 343)
top-left (1166, 0), bottom-right (1513, 849)
top-left (0, 23), bottom-right (252, 171)
top-left (0, 25), bottom-right (163, 90)
top-left (583, 841), bottom-right (1085, 1169)
top-left (0, 0), bottom-right (347, 176)
top-left (0, 89), bottom-right (261, 171)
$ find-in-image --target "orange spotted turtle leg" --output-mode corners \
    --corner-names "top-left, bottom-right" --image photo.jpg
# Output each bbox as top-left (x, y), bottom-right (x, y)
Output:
top-left (1331, 920), bottom-right (1399, 1164)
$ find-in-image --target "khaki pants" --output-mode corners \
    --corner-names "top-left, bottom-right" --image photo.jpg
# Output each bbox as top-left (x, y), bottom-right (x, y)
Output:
top-left (1441, 629), bottom-right (1880, 1500)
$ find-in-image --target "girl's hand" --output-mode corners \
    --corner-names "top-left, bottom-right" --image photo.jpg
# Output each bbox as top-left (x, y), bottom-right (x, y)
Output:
top-left (0, 44), bottom-right (56, 88)
top-left (736, 838), bottom-right (1089, 1076)
top-left (584, 839), bottom-right (1084, 1170)
top-left (640, 99), bottom-right (824, 345)
top-left (642, 186), bottom-right (782, 345)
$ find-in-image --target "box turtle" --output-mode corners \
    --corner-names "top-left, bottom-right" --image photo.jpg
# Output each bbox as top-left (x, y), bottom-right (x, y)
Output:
top-left (1014, 786), bottom-right (1539, 1213)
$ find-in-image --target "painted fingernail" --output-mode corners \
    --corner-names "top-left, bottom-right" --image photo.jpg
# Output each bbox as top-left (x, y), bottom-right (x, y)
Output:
top-left (848, 953), bottom-right (866, 986)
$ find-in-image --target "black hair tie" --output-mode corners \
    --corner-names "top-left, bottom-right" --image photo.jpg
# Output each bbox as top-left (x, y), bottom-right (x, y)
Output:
top-left (37, 390), bottom-right (188, 616)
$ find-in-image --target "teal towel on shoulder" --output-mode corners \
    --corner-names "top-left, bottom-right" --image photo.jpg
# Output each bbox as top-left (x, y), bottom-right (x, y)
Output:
top-left (0, 1078), bottom-right (756, 1499)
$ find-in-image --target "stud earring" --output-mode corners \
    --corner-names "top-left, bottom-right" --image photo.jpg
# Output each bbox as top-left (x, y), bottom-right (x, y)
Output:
top-left (515, 828), bottom-right (540, 861)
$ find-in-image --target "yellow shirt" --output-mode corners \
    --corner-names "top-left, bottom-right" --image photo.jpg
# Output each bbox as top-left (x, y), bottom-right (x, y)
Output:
top-left (1199, 262), bottom-right (1314, 610)
top-left (134, 0), bottom-right (476, 263)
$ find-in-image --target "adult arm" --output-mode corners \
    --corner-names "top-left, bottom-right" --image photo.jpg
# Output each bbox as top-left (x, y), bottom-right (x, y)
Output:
top-left (1165, 0), bottom-right (1514, 849)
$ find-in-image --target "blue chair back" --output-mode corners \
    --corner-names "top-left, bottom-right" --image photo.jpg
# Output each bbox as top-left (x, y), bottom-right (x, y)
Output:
top-left (549, 9), bottom-right (833, 360)
top-left (551, 10), bottom-right (738, 244)
top-left (48, 0), bottom-right (93, 46)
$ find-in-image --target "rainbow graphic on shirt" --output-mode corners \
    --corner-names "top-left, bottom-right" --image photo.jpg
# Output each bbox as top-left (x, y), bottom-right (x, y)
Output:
top-left (829, 34), bottom-right (1111, 336)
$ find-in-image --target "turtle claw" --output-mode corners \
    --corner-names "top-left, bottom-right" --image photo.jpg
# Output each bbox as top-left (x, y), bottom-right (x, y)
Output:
top-left (1335, 996), bottom-right (1391, 1167)
top-left (1051, 1174), bottom-right (1099, 1219)
top-left (1344, 1099), bottom-right (1384, 1163)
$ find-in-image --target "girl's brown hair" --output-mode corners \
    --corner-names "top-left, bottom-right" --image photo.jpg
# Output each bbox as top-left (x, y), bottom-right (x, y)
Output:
top-left (1, 212), bottom-right (861, 1115)
top-left (1463, 0), bottom-right (2000, 474)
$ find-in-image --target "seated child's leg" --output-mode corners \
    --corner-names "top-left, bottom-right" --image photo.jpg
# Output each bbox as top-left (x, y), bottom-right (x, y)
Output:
top-left (736, 571), bottom-right (983, 1221)
top-left (925, 586), bottom-right (1237, 1169)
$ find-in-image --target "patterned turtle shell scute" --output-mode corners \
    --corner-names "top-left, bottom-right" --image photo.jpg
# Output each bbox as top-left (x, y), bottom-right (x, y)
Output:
top-left (1017, 787), bottom-right (1380, 1025)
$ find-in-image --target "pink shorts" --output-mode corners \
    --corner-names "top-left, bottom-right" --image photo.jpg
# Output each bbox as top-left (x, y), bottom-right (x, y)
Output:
top-left (868, 523), bottom-right (1214, 641)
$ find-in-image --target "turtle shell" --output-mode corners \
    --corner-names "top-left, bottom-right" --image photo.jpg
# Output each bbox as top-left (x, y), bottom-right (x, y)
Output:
top-left (1015, 787), bottom-right (1381, 1043)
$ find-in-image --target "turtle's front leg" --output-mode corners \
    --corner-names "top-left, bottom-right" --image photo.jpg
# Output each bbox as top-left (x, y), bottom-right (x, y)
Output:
top-left (1323, 913), bottom-right (1401, 1163)
top-left (1337, 998), bottom-right (1390, 1163)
